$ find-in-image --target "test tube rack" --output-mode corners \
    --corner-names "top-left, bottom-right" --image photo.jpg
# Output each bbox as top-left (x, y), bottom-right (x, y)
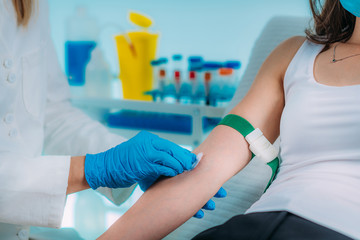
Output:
top-left (71, 97), bottom-right (226, 148)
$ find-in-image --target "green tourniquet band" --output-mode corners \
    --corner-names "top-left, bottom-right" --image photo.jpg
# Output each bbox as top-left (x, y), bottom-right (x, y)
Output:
top-left (218, 114), bottom-right (279, 191)
top-left (218, 114), bottom-right (255, 138)
top-left (266, 158), bottom-right (279, 190)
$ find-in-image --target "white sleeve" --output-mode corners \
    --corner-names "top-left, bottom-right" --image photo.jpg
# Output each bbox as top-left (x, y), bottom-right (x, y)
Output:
top-left (41, 0), bottom-right (134, 210)
top-left (0, 152), bottom-right (70, 228)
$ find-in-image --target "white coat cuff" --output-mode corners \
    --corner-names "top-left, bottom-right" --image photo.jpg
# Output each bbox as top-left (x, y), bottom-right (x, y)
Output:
top-left (46, 156), bottom-right (71, 228)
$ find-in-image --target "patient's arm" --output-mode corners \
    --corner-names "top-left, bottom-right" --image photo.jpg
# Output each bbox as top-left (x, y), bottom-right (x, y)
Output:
top-left (98, 36), bottom-right (306, 240)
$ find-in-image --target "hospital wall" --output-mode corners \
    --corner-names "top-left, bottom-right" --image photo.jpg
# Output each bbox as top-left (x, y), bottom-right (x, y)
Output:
top-left (48, 0), bottom-right (311, 78)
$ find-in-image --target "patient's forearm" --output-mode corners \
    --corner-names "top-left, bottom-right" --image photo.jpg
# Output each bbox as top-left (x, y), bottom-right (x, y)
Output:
top-left (99, 125), bottom-right (252, 240)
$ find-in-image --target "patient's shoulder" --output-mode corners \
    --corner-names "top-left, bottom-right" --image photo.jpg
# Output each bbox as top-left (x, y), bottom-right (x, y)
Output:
top-left (266, 36), bottom-right (306, 78)
top-left (282, 36), bottom-right (307, 47)
top-left (276, 36), bottom-right (306, 60)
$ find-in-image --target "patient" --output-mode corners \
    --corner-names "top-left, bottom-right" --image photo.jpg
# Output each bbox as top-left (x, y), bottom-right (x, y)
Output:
top-left (99, 0), bottom-right (360, 239)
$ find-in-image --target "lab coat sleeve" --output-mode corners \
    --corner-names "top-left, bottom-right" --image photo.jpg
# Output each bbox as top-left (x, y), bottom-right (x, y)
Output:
top-left (0, 152), bottom-right (71, 228)
top-left (41, 1), bottom-right (134, 207)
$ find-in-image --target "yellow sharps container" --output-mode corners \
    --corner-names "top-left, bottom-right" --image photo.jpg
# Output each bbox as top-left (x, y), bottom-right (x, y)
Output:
top-left (115, 12), bottom-right (158, 101)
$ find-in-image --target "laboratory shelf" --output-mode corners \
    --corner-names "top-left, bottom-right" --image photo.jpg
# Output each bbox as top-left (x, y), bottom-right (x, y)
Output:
top-left (71, 97), bottom-right (227, 147)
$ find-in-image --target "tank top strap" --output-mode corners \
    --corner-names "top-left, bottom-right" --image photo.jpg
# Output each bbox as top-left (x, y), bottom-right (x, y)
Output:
top-left (283, 39), bottom-right (324, 97)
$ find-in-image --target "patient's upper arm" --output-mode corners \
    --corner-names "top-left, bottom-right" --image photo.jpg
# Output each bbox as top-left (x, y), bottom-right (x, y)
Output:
top-left (192, 36), bottom-right (306, 182)
top-left (229, 36), bottom-right (306, 143)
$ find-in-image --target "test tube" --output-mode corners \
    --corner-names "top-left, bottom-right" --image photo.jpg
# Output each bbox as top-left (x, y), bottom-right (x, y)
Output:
top-left (172, 54), bottom-right (183, 94)
top-left (159, 57), bottom-right (177, 103)
top-left (179, 71), bottom-right (192, 104)
top-left (158, 57), bottom-right (168, 93)
top-left (203, 62), bottom-right (223, 106)
top-left (224, 61), bottom-right (241, 85)
top-left (204, 71), bottom-right (211, 104)
top-left (188, 70), bottom-right (196, 96)
top-left (188, 56), bottom-right (204, 103)
top-left (151, 59), bottom-right (159, 89)
top-left (163, 84), bottom-right (177, 103)
top-left (188, 56), bottom-right (203, 66)
top-left (193, 74), bottom-right (206, 105)
top-left (150, 59), bottom-right (161, 102)
top-left (217, 68), bottom-right (234, 107)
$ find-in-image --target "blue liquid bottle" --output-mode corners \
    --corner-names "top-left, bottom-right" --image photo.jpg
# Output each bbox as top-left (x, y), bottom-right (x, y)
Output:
top-left (65, 7), bottom-right (98, 86)
top-left (65, 41), bottom-right (96, 86)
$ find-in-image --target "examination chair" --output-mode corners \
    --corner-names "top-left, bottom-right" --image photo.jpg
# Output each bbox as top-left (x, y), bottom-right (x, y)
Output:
top-left (166, 15), bottom-right (310, 240)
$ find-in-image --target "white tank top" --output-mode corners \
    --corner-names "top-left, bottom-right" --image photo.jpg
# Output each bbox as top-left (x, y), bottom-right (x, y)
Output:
top-left (246, 40), bottom-right (360, 239)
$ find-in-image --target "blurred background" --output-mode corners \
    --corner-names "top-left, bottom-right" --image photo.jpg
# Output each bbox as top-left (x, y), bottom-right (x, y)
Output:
top-left (49, 0), bottom-right (311, 76)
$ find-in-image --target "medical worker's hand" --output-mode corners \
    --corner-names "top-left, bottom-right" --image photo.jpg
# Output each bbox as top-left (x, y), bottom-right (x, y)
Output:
top-left (84, 131), bottom-right (196, 190)
top-left (193, 187), bottom-right (227, 218)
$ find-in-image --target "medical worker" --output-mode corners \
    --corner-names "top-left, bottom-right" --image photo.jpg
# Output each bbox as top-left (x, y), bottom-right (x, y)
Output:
top-left (0, 1), bottom-right (225, 239)
top-left (99, 0), bottom-right (360, 239)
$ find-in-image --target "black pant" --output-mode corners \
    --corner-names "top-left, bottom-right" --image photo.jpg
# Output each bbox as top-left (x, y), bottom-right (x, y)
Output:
top-left (192, 211), bottom-right (353, 240)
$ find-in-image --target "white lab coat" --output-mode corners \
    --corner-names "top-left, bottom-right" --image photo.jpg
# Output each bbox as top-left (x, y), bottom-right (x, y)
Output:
top-left (0, 1), bottom-right (134, 239)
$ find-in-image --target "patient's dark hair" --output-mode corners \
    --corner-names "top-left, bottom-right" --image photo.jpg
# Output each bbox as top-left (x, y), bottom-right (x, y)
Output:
top-left (306, 0), bottom-right (356, 50)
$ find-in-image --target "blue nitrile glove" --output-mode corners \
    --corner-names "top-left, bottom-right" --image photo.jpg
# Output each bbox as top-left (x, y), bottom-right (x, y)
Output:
top-left (84, 131), bottom-right (197, 190)
top-left (193, 187), bottom-right (227, 218)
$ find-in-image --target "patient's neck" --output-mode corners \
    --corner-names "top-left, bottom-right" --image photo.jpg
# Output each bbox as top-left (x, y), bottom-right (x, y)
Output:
top-left (347, 17), bottom-right (360, 45)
